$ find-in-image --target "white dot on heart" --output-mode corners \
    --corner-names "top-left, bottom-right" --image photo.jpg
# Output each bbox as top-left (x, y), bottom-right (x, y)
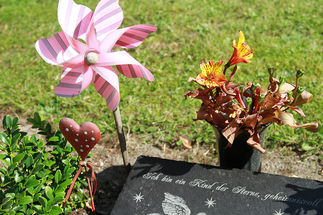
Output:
top-left (75, 139), bottom-right (78, 142)
top-left (76, 134), bottom-right (79, 136)
top-left (84, 131), bottom-right (88, 135)
top-left (80, 145), bottom-right (83, 148)
top-left (65, 128), bottom-right (69, 132)
top-left (86, 145), bottom-right (89, 148)
top-left (70, 125), bottom-right (72, 128)
top-left (80, 149), bottom-right (84, 152)
top-left (91, 137), bottom-right (95, 141)
top-left (85, 139), bottom-right (88, 142)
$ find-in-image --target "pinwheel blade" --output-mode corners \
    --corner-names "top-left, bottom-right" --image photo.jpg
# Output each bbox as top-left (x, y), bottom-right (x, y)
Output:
top-left (58, 0), bottom-right (93, 40)
top-left (93, 0), bottom-right (124, 41)
top-left (93, 67), bottom-right (120, 111)
top-left (35, 31), bottom-right (77, 65)
top-left (114, 24), bottom-right (157, 49)
top-left (55, 65), bottom-right (93, 97)
top-left (116, 64), bottom-right (155, 81)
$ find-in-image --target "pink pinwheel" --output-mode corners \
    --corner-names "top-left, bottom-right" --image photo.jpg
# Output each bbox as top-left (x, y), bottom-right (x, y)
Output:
top-left (35, 0), bottom-right (156, 110)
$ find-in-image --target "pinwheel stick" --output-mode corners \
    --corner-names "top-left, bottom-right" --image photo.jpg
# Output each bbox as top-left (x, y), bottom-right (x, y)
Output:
top-left (113, 106), bottom-right (130, 167)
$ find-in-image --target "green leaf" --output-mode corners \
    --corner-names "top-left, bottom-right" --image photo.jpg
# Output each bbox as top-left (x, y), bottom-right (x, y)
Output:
top-left (34, 113), bottom-right (41, 123)
top-left (38, 196), bottom-right (47, 209)
top-left (8, 163), bottom-right (18, 174)
top-left (0, 154), bottom-right (7, 161)
top-left (24, 155), bottom-right (34, 168)
top-left (27, 183), bottom-right (41, 195)
top-left (45, 186), bottom-right (54, 200)
top-left (33, 193), bottom-right (41, 202)
top-left (49, 206), bottom-right (63, 215)
top-left (48, 136), bottom-right (59, 142)
top-left (2, 197), bottom-right (11, 204)
top-left (45, 123), bottom-right (52, 132)
top-left (0, 167), bottom-right (5, 176)
top-left (19, 196), bottom-right (33, 205)
top-left (54, 170), bottom-right (62, 184)
top-left (43, 159), bottom-right (55, 167)
top-left (14, 170), bottom-right (23, 183)
top-left (13, 152), bottom-right (25, 164)
top-left (36, 169), bottom-right (51, 178)
top-left (0, 133), bottom-right (9, 145)
top-left (26, 209), bottom-right (34, 215)
top-left (25, 175), bottom-right (39, 188)
top-left (11, 133), bottom-right (21, 146)
top-left (31, 204), bottom-right (42, 213)
top-left (34, 184), bottom-right (42, 194)
top-left (1, 157), bottom-right (10, 166)
top-left (56, 179), bottom-right (72, 192)
top-left (3, 116), bottom-right (12, 129)
top-left (27, 187), bottom-right (35, 196)
top-left (33, 163), bottom-right (44, 173)
top-left (12, 117), bottom-right (18, 126)
top-left (63, 167), bottom-right (76, 178)
top-left (53, 192), bottom-right (64, 204)
top-left (1, 197), bottom-right (13, 209)
top-left (5, 193), bottom-right (15, 199)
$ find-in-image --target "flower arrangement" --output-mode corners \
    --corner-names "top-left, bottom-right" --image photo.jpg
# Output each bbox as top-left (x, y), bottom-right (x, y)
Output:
top-left (186, 31), bottom-right (319, 153)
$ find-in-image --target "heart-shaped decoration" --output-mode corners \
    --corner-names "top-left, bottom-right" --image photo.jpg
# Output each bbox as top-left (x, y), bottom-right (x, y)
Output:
top-left (59, 118), bottom-right (101, 160)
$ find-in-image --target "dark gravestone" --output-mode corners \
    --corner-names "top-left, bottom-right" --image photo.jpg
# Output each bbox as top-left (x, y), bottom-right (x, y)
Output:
top-left (111, 156), bottom-right (323, 215)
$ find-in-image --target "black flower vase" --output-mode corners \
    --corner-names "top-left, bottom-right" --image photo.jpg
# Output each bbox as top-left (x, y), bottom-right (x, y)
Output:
top-left (213, 125), bottom-right (268, 172)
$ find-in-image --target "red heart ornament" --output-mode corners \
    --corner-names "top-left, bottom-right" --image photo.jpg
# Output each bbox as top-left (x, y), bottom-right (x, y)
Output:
top-left (59, 118), bottom-right (101, 160)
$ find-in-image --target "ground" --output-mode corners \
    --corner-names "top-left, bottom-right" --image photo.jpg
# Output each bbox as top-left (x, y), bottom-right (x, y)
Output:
top-left (7, 115), bottom-right (323, 214)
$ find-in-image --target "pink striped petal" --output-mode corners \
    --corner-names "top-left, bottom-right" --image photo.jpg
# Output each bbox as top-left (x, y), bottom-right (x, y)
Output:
top-left (91, 66), bottom-right (119, 92)
top-left (93, 68), bottom-right (120, 111)
top-left (99, 28), bottom-right (128, 53)
top-left (116, 64), bottom-right (155, 81)
top-left (60, 53), bottom-right (85, 68)
top-left (35, 31), bottom-right (74, 65)
top-left (114, 24), bottom-right (157, 48)
top-left (81, 66), bottom-right (95, 92)
top-left (87, 24), bottom-right (100, 50)
top-left (96, 51), bottom-right (140, 67)
top-left (58, 0), bottom-right (93, 40)
top-left (65, 34), bottom-right (88, 54)
top-left (55, 65), bottom-right (93, 97)
top-left (93, 0), bottom-right (124, 42)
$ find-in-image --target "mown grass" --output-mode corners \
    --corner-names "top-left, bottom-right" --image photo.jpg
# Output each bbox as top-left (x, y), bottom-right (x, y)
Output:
top-left (0, 0), bottom-right (322, 156)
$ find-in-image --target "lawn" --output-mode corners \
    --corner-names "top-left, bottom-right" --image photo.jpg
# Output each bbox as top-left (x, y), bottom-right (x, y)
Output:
top-left (0, 0), bottom-right (322, 155)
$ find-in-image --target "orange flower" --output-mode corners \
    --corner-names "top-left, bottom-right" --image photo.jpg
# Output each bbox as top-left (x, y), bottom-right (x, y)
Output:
top-left (196, 60), bottom-right (226, 89)
top-left (226, 31), bottom-right (253, 66)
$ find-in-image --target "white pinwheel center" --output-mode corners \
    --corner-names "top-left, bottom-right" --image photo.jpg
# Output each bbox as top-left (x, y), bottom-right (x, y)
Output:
top-left (85, 52), bottom-right (98, 65)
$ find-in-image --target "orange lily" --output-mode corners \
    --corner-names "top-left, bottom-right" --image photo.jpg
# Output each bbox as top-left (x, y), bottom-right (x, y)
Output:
top-left (196, 60), bottom-right (227, 89)
top-left (226, 31), bottom-right (253, 66)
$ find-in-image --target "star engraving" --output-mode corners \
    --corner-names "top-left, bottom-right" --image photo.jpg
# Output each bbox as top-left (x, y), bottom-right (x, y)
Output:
top-left (273, 209), bottom-right (285, 215)
top-left (205, 197), bottom-right (216, 208)
top-left (133, 192), bottom-right (144, 203)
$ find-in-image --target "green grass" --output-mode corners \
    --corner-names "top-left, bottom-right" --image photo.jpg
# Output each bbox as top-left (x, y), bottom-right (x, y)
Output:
top-left (0, 0), bottom-right (322, 155)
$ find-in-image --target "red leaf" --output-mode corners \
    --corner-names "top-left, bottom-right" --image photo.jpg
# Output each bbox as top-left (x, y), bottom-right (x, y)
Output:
top-left (287, 105), bottom-right (306, 117)
top-left (222, 118), bottom-right (242, 146)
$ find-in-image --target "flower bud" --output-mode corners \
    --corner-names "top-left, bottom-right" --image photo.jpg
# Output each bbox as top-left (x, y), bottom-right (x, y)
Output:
top-left (297, 87), bottom-right (304, 94)
top-left (268, 67), bottom-right (275, 76)
top-left (296, 69), bottom-right (304, 78)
